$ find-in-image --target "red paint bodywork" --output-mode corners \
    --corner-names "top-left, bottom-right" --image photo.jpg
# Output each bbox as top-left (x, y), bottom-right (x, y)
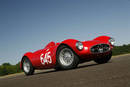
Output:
top-left (20, 36), bottom-right (113, 69)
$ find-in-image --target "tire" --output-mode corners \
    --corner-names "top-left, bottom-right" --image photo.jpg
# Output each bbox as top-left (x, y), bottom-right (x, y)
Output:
top-left (55, 45), bottom-right (79, 70)
top-left (94, 51), bottom-right (112, 64)
top-left (22, 57), bottom-right (34, 75)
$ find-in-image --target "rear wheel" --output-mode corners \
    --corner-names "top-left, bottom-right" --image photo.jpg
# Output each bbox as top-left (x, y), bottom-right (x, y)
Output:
top-left (22, 57), bottom-right (34, 75)
top-left (94, 51), bottom-right (112, 64)
top-left (55, 45), bottom-right (79, 70)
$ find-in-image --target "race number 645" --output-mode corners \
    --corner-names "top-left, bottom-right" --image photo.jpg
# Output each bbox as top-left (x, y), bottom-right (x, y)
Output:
top-left (40, 51), bottom-right (52, 65)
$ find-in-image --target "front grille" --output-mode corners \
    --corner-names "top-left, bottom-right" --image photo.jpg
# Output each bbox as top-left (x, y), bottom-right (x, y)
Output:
top-left (91, 44), bottom-right (110, 53)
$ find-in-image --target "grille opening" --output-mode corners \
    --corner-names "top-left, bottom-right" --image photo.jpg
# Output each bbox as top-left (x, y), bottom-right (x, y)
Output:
top-left (91, 44), bottom-right (110, 53)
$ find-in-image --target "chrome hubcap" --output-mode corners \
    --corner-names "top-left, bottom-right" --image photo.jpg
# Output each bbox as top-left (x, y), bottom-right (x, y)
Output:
top-left (23, 60), bottom-right (30, 73)
top-left (59, 48), bottom-right (74, 66)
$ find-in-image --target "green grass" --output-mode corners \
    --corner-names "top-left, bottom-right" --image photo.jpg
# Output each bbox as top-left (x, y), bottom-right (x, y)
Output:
top-left (112, 44), bottom-right (130, 56)
top-left (0, 62), bottom-right (22, 76)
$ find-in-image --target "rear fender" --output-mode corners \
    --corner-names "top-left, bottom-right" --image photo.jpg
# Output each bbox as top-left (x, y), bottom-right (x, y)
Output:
top-left (20, 52), bottom-right (34, 69)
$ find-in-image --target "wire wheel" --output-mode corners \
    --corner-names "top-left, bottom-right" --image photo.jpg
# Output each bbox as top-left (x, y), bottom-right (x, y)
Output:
top-left (23, 59), bottom-right (30, 73)
top-left (59, 48), bottom-right (74, 66)
top-left (22, 57), bottom-right (34, 75)
top-left (55, 45), bottom-right (79, 70)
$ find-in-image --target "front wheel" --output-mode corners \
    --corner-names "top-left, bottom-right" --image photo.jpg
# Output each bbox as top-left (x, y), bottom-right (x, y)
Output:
top-left (22, 57), bottom-right (34, 75)
top-left (94, 51), bottom-right (112, 64)
top-left (55, 45), bottom-right (79, 70)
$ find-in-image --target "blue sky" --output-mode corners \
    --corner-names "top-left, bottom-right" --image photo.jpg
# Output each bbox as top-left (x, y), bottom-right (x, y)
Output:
top-left (0, 0), bottom-right (130, 65)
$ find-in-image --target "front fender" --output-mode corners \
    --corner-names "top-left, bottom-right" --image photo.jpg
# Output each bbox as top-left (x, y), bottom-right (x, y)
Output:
top-left (59, 39), bottom-right (81, 55)
top-left (94, 36), bottom-right (111, 42)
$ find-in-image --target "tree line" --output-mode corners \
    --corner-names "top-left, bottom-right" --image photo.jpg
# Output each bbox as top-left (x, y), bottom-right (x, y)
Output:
top-left (0, 62), bottom-right (21, 76)
top-left (112, 44), bottom-right (130, 55)
top-left (0, 44), bottom-right (130, 76)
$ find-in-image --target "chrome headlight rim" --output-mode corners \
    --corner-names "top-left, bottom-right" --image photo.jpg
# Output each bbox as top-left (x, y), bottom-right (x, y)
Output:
top-left (109, 37), bottom-right (115, 46)
top-left (76, 41), bottom-right (84, 51)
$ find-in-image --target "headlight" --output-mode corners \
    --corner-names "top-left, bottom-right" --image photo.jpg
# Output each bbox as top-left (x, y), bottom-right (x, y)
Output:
top-left (76, 41), bottom-right (83, 51)
top-left (109, 38), bottom-right (115, 45)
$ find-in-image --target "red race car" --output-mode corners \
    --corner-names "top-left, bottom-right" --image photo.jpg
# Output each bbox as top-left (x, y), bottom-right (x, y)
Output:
top-left (20, 36), bottom-right (115, 75)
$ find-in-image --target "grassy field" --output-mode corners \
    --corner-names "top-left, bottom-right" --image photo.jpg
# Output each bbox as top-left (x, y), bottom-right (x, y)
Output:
top-left (112, 44), bottom-right (130, 55)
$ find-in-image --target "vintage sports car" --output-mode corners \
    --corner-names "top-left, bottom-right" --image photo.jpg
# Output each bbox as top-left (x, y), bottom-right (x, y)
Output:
top-left (20, 36), bottom-right (115, 75)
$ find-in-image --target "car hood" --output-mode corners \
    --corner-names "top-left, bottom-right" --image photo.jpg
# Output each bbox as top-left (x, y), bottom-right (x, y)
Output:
top-left (82, 40), bottom-right (109, 47)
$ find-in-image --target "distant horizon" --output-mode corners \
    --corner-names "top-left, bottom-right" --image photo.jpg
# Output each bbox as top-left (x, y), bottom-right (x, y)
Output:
top-left (0, 0), bottom-right (130, 65)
